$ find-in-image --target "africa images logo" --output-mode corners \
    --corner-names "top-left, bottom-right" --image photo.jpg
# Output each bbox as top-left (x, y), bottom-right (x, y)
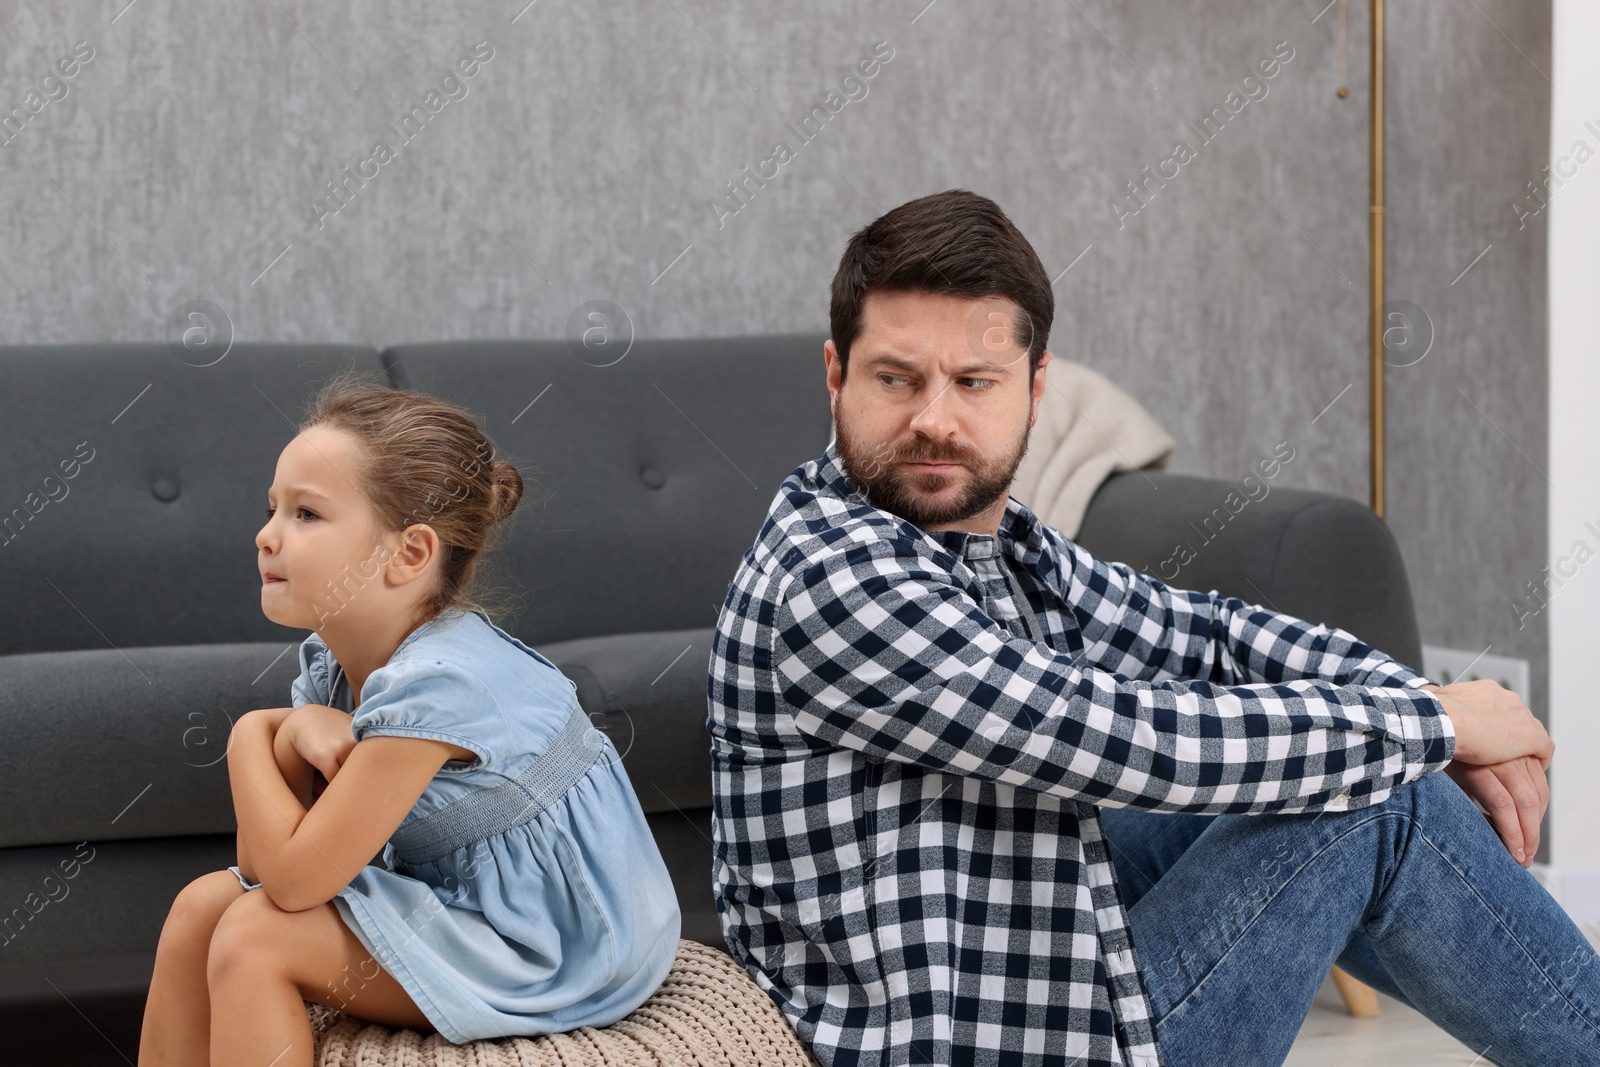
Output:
top-left (707, 40), bottom-right (895, 230)
top-left (307, 42), bottom-right (495, 229)
top-left (1108, 40), bottom-right (1295, 230)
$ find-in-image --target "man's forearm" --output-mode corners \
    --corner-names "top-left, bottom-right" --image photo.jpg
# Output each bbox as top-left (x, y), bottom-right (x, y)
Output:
top-left (1053, 530), bottom-right (1436, 695)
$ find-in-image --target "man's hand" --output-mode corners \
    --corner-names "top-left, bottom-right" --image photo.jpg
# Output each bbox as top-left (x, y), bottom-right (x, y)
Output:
top-left (1422, 679), bottom-right (1552, 869)
top-left (1444, 756), bottom-right (1549, 868)
top-left (279, 704), bottom-right (357, 783)
top-left (1422, 679), bottom-right (1553, 769)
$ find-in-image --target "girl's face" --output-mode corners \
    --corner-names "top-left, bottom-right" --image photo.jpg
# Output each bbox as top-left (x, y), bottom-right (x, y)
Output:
top-left (256, 425), bottom-right (397, 632)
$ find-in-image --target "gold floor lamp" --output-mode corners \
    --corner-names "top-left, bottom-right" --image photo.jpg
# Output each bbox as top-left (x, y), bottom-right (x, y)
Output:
top-left (1326, 0), bottom-right (1387, 1020)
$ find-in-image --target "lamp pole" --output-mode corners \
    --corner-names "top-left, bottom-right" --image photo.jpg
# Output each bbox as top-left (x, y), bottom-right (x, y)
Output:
top-left (1369, 0), bottom-right (1387, 519)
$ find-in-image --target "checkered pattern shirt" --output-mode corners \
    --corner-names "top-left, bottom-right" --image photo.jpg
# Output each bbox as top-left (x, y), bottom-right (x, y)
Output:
top-left (707, 443), bottom-right (1456, 1067)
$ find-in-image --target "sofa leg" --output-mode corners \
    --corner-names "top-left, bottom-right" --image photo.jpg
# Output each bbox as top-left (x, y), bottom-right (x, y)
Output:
top-left (1329, 965), bottom-right (1381, 1017)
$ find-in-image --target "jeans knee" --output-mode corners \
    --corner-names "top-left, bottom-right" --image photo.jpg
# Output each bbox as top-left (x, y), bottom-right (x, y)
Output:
top-left (1398, 768), bottom-right (1472, 819)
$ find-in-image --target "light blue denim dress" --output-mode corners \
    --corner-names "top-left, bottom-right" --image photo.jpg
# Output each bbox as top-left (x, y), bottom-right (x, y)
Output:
top-left (232, 606), bottom-right (681, 1044)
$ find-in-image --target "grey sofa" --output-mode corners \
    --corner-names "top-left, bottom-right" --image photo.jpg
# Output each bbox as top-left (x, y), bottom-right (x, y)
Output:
top-left (0, 335), bottom-right (1424, 1063)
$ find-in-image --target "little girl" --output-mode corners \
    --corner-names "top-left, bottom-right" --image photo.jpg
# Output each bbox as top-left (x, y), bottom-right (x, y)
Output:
top-left (139, 372), bottom-right (681, 1065)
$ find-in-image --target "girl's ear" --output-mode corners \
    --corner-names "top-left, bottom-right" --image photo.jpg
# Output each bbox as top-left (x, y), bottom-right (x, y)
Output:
top-left (388, 523), bottom-right (441, 582)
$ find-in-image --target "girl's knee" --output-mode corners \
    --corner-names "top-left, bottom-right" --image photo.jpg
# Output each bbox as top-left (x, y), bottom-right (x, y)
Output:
top-left (206, 886), bottom-right (287, 985)
top-left (165, 870), bottom-right (246, 933)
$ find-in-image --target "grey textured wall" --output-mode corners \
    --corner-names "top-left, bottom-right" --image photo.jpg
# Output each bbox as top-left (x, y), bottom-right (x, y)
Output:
top-left (0, 2), bottom-right (1549, 709)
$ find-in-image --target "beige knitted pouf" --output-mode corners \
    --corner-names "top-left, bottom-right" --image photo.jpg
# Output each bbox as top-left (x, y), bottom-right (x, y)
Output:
top-left (307, 939), bottom-right (820, 1067)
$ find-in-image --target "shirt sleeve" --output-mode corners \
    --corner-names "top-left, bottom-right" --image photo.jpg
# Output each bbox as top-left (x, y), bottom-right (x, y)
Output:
top-left (1039, 524), bottom-right (1442, 694)
top-left (348, 655), bottom-right (496, 766)
top-left (289, 634), bottom-right (330, 708)
top-left (770, 535), bottom-right (1455, 816)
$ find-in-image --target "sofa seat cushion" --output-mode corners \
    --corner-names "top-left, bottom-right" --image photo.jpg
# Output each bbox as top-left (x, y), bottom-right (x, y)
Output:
top-left (0, 640), bottom-right (304, 848)
top-left (0, 624), bottom-right (717, 847)
top-left (535, 627), bottom-right (714, 815)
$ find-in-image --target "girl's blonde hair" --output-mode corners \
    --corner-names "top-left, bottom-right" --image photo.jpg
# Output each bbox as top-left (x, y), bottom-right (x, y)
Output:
top-left (299, 368), bottom-right (529, 631)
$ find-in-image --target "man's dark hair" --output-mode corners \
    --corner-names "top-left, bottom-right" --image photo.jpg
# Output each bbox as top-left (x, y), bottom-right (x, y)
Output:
top-left (829, 188), bottom-right (1054, 382)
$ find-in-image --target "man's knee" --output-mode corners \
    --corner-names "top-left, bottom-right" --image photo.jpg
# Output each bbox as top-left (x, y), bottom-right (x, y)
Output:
top-left (1355, 769), bottom-right (1484, 846)
top-left (1392, 767), bottom-right (1468, 813)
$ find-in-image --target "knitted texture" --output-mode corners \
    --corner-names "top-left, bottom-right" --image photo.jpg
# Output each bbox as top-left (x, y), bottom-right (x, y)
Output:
top-left (308, 940), bottom-right (820, 1067)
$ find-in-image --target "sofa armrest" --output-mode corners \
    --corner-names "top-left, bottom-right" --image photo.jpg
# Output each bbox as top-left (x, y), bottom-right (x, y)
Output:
top-left (1073, 470), bottom-right (1426, 673)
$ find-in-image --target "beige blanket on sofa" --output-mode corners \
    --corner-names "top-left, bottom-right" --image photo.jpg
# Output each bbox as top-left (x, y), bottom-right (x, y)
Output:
top-left (1009, 360), bottom-right (1174, 537)
top-left (825, 360), bottom-right (1172, 539)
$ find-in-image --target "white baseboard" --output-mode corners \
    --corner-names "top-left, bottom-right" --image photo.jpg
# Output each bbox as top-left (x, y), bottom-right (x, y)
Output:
top-left (1530, 863), bottom-right (1600, 940)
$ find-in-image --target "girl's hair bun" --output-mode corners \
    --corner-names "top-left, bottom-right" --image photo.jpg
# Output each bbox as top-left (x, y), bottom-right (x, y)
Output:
top-left (489, 460), bottom-right (524, 524)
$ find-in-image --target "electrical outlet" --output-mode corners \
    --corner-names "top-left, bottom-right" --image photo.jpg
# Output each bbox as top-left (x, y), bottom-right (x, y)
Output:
top-left (1422, 645), bottom-right (1531, 702)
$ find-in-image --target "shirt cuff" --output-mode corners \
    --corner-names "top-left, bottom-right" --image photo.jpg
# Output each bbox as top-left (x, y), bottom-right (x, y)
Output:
top-left (1387, 680), bottom-right (1457, 779)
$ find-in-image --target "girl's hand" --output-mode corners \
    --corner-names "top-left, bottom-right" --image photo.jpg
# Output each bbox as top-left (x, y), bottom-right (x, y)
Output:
top-left (283, 704), bottom-right (357, 783)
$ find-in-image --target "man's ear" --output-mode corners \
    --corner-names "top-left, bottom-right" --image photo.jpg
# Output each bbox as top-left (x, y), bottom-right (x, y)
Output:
top-left (824, 339), bottom-right (842, 419)
top-left (1029, 350), bottom-right (1053, 429)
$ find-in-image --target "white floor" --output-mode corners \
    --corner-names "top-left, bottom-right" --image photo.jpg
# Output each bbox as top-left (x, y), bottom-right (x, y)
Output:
top-left (1286, 922), bottom-right (1600, 1065)
top-left (1285, 974), bottom-right (1486, 1066)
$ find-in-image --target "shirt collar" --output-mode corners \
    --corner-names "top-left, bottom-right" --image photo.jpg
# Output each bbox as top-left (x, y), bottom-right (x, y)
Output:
top-left (812, 440), bottom-right (1049, 570)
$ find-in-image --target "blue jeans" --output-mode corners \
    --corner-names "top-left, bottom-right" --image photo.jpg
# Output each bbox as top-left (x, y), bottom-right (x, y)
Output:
top-left (1100, 771), bottom-right (1600, 1066)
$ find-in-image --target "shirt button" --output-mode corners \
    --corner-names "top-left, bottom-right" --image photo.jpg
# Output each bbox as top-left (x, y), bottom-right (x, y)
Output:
top-left (1332, 793), bottom-right (1350, 805)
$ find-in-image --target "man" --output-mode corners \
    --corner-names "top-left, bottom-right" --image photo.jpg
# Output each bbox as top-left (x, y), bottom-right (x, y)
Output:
top-left (707, 189), bottom-right (1597, 1067)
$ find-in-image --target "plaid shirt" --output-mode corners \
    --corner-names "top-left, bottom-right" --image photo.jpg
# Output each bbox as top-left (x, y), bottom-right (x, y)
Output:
top-left (707, 442), bottom-right (1456, 1067)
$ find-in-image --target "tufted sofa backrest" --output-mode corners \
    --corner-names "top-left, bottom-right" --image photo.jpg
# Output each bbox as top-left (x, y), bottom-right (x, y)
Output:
top-left (380, 335), bottom-right (835, 645)
top-left (0, 344), bottom-right (385, 657)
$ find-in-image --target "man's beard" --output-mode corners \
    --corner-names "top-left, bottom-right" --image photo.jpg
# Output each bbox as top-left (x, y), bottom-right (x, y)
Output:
top-left (834, 412), bottom-right (1030, 528)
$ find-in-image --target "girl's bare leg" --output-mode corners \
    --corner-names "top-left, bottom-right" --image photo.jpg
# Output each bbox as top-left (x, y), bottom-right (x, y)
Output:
top-left (207, 888), bottom-right (434, 1066)
top-left (141, 709), bottom-right (314, 1064)
top-left (138, 870), bottom-right (247, 1066)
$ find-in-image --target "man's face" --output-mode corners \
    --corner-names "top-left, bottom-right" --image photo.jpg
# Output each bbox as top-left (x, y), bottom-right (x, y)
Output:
top-left (825, 290), bottom-right (1051, 535)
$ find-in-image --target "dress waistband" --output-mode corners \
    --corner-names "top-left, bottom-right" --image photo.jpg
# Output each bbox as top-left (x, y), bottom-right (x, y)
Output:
top-left (387, 705), bottom-right (602, 866)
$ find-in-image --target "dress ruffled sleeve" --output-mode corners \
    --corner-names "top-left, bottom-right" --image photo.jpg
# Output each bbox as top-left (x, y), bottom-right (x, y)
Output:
top-left (290, 633), bottom-right (331, 708)
top-left (350, 655), bottom-right (496, 768)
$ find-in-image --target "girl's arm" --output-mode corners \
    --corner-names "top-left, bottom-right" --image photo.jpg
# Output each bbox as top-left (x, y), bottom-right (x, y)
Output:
top-left (236, 829), bottom-right (252, 884)
top-left (234, 707), bottom-right (301, 884)
top-left (227, 708), bottom-right (462, 912)
top-left (272, 717), bottom-right (316, 809)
